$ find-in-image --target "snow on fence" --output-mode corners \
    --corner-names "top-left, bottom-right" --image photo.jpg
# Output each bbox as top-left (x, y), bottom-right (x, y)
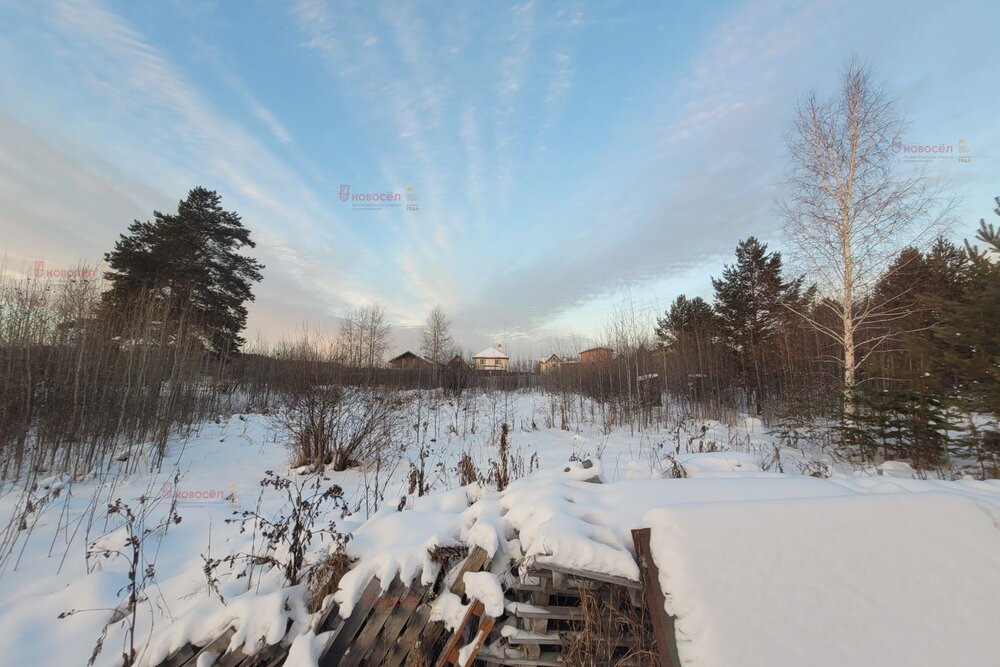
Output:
top-left (152, 466), bottom-right (1000, 667)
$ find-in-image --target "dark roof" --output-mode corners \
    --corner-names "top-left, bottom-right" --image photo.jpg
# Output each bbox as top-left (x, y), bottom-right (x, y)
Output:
top-left (580, 346), bottom-right (613, 354)
top-left (447, 355), bottom-right (472, 368)
top-left (389, 351), bottom-right (429, 363)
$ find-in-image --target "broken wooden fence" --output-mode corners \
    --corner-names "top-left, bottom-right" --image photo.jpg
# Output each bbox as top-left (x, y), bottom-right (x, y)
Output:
top-left (155, 532), bottom-right (682, 667)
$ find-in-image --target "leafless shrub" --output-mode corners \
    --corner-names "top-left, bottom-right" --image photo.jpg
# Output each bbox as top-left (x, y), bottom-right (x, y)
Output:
top-left (61, 493), bottom-right (182, 667)
top-left (221, 471), bottom-right (349, 587)
top-left (797, 459), bottom-right (831, 478)
top-left (281, 385), bottom-right (407, 472)
top-left (665, 454), bottom-right (687, 479)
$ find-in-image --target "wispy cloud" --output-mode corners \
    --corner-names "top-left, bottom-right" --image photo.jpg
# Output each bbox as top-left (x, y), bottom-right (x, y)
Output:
top-left (45, 0), bottom-right (397, 317)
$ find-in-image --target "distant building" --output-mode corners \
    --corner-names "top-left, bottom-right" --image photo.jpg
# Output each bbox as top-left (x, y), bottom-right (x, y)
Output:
top-left (388, 351), bottom-right (435, 370)
top-left (446, 355), bottom-right (472, 371)
top-left (472, 345), bottom-right (509, 371)
top-left (444, 355), bottom-right (472, 392)
top-left (580, 346), bottom-right (613, 364)
top-left (538, 354), bottom-right (562, 374)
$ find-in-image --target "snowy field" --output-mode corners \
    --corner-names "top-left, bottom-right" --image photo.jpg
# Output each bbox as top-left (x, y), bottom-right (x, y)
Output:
top-left (1, 389), bottom-right (998, 666)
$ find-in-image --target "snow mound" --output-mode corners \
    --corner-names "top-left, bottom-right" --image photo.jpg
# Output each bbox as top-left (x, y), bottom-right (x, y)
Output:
top-left (645, 493), bottom-right (1000, 667)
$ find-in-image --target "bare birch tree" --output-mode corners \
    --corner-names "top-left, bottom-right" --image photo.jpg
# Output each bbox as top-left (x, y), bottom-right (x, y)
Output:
top-left (337, 304), bottom-right (391, 368)
top-left (781, 61), bottom-right (951, 405)
top-left (420, 304), bottom-right (454, 364)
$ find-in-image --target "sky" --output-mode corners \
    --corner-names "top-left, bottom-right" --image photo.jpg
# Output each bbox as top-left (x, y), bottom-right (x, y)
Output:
top-left (1, 0), bottom-right (997, 360)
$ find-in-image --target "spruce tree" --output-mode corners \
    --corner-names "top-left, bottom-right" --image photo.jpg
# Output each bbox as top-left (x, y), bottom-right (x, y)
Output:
top-left (931, 202), bottom-right (1000, 417)
top-left (930, 198), bottom-right (1000, 475)
top-left (103, 187), bottom-right (264, 355)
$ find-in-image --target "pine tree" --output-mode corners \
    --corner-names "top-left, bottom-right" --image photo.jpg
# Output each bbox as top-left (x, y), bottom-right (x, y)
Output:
top-left (103, 187), bottom-right (264, 355)
top-left (654, 295), bottom-right (717, 345)
top-left (711, 237), bottom-right (803, 412)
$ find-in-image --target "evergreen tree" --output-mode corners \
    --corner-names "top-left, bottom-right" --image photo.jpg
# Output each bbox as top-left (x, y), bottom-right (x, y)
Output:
top-left (929, 198), bottom-right (1000, 476)
top-left (931, 202), bottom-right (1000, 418)
top-left (103, 187), bottom-right (264, 355)
top-left (711, 237), bottom-right (803, 411)
top-left (655, 295), bottom-right (717, 345)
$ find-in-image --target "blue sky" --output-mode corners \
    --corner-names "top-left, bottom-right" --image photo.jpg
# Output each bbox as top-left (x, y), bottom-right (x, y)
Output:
top-left (1, 0), bottom-right (997, 358)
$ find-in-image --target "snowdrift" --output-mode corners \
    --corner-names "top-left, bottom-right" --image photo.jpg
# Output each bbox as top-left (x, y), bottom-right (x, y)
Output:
top-left (645, 492), bottom-right (1000, 667)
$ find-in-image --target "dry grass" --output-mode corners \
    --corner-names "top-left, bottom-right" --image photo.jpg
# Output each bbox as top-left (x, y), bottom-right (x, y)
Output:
top-left (560, 581), bottom-right (658, 667)
top-left (307, 543), bottom-right (357, 613)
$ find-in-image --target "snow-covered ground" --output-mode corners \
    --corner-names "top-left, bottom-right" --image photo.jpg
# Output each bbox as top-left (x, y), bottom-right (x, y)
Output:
top-left (1, 389), bottom-right (997, 666)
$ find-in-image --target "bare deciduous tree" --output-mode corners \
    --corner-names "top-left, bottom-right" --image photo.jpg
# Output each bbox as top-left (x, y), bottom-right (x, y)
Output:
top-left (420, 305), bottom-right (455, 364)
top-left (781, 61), bottom-right (951, 406)
top-left (337, 304), bottom-right (391, 369)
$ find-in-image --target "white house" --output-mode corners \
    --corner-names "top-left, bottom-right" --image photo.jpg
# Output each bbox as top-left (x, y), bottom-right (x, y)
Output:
top-left (472, 345), bottom-right (509, 371)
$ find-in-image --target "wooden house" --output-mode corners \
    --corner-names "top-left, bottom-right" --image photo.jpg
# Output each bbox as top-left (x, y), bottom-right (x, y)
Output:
top-left (388, 351), bottom-right (434, 370)
top-left (538, 354), bottom-right (562, 374)
top-left (580, 346), bottom-right (613, 364)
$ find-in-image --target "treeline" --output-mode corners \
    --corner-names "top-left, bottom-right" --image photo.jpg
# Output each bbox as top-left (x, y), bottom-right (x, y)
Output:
top-left (652, 214), bottom-right (998, 472)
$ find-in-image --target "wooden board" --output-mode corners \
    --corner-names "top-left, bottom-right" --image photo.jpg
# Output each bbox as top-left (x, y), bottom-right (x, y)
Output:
top-left (631, 528), bottom-right (681, 667)
top-left (363, 581), bottom-right (431, 666)
top-left (434, 599), bottom-right (495, 667)
top-left (319, 575), bottom-right (383, 666)
top-left (340, 577), bottom-right (408, 667)
top-left (419, 545), bottom-right (495, 659)
top-left (382, 598), bottom-right (435, 667)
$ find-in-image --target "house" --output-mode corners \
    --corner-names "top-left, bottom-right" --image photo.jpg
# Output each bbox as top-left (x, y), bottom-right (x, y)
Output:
top-left (538, 354), bottom-right (562, 374)
top-left (446, 355), bottom-right (472, 371)
top-left (444, 355), bottom-right (472, 393)
top-left (580, 346), bottom-right (613, 364)
top-left (388, 351), bottom-right (434, 370)
top-left (472, 345), bottom-right (509, 371)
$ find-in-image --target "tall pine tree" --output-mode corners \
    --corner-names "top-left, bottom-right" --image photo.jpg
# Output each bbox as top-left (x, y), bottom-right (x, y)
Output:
top-left (103, 187), bottom-right (264, 355)
top-left (712, 237), bottom-right (803, 412)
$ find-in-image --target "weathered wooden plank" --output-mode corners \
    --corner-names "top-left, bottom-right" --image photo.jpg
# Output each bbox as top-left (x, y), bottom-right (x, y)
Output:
top-left (235, 641), bottom-right (287, 666)
top-left (364, 581), bottom-right (431, 666)
top-left (532, 562), bottom-right (642, 590)
top-left (314, 591), bottom-right (342, 634)
top-left (341, 576), bottom-right (408, 667)
top-left (456, 613), bottom-right (494, 667)
top-left (419, 545), bottom-right (494, 660)
top-left (475, 653), bottom-right (563, 667)
top-left (449, 546), bottom-right (490, 598)
top-left (382, 599), bottom-right (435, 667)
top-left (524, 573), bottom-right (552, 660)
top-left (175, 628), bottom-right (235, 667)
top-left (505, 629), bottom-right (643, 648)
top-left (632, 527), bottom-right (681, 667)
top-left (157, 643), bottom-right (199, 667)
top-left (434, 599), bottom-right (495, 667)
top-left (318, 575), bottom-right (382, 667)
top-left (509, 604), bottom-right (585, 621)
